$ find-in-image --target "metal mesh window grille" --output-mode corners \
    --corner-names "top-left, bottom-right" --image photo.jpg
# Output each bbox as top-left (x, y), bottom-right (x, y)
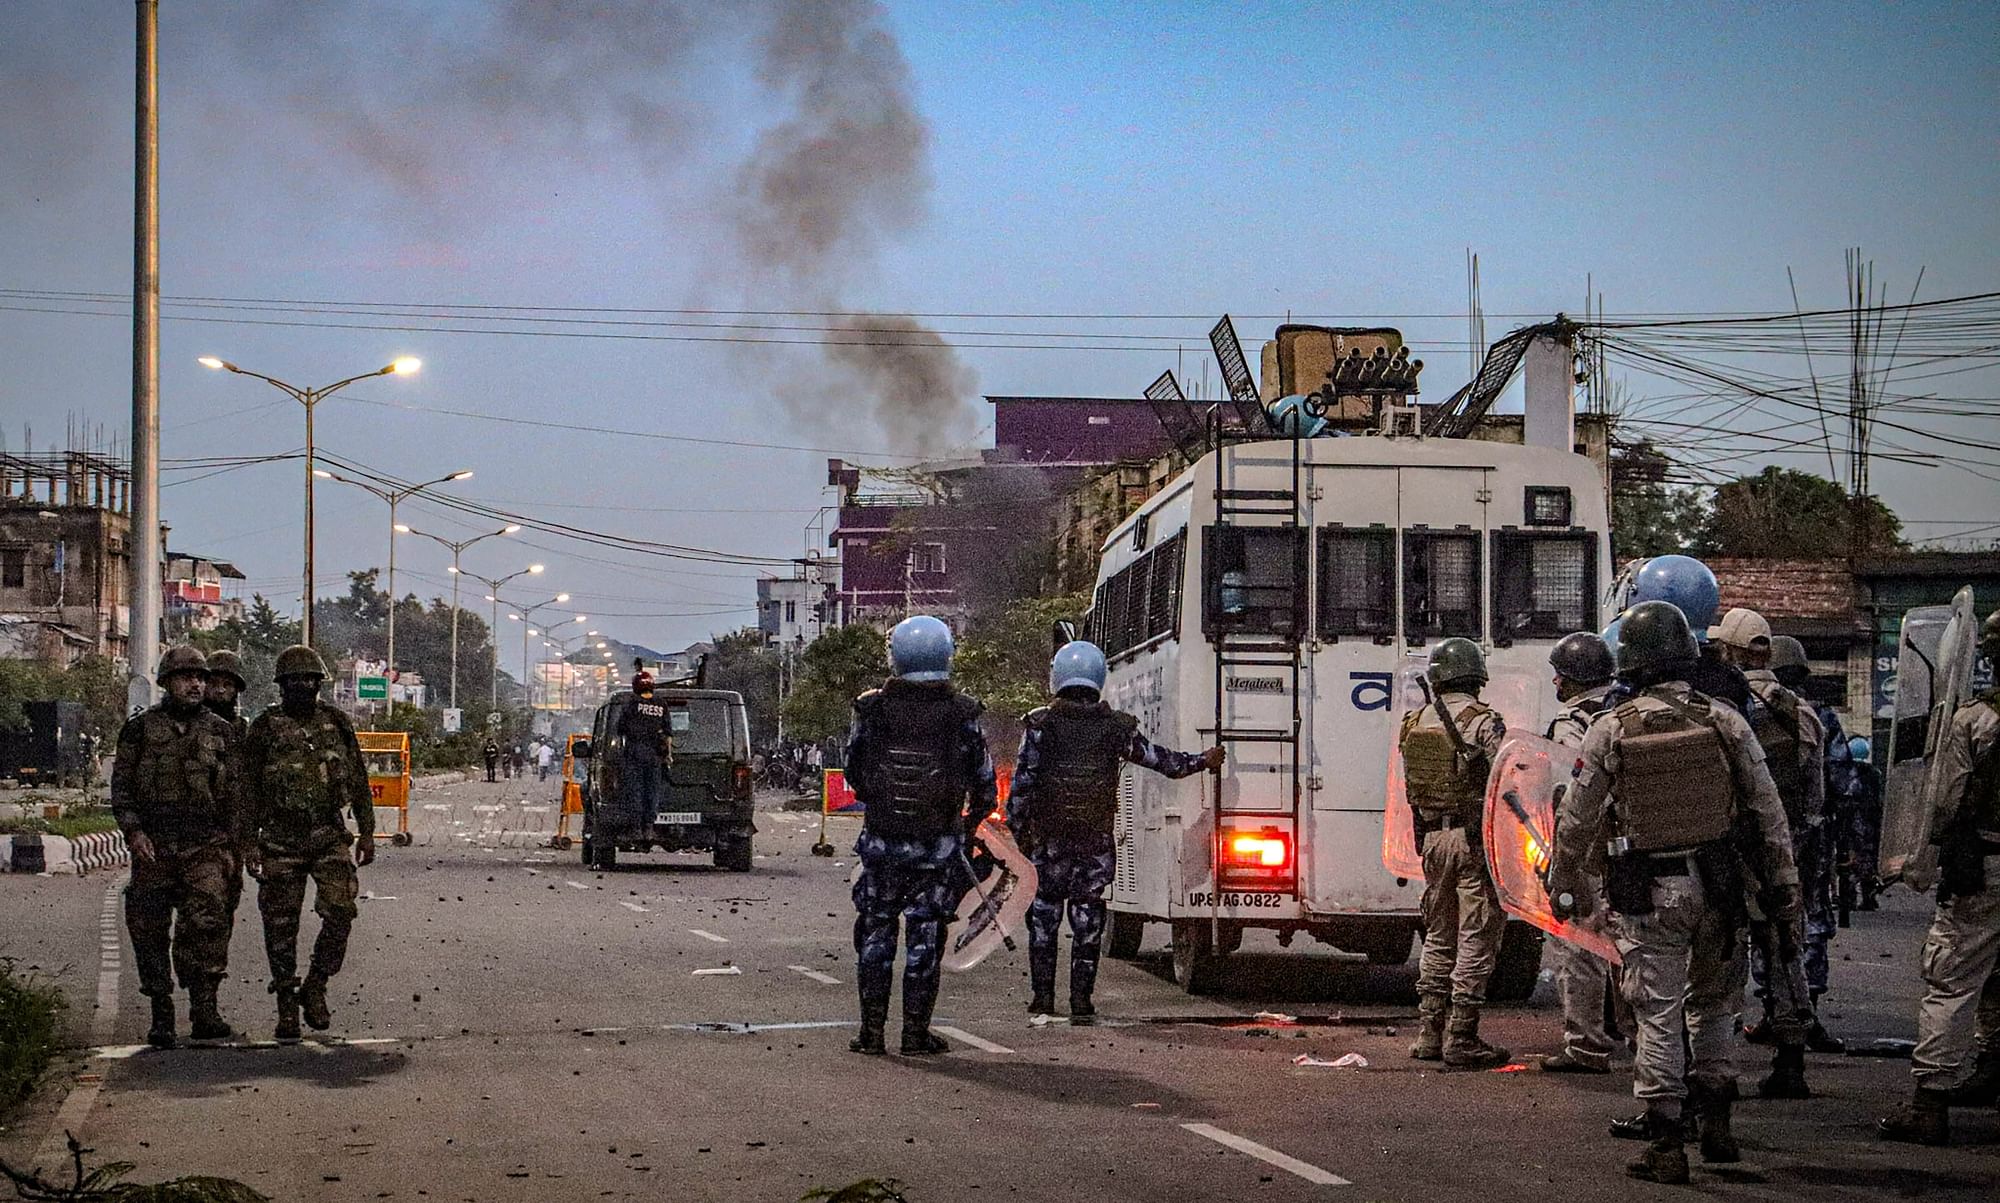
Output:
top-left (1403, 529), bottom-right (1482, 638)
top-left (1492, 532), bottom-right (1595, 639)
top-left (1317, 528), bottom-right (1395, 636)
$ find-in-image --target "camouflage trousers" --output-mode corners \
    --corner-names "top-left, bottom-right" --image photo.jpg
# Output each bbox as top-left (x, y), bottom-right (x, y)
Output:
top-left (124, 837), bottom-right (238, 998)
top-left (1416, 827), bottom-right (1506, 1008)
top-left (256, 833), bottom-right (360, 989)
top-left (1024, 831), bottom-right (1116, 1003)
top-left (1613, 865), bottom-right (1746, 1104)
top-left (1912, 856), bottom-right (2000, 1090)
top-left (1752, 821), bottom-right (1836, 999)
top-left (852, 830), bottom-right (961, 1022)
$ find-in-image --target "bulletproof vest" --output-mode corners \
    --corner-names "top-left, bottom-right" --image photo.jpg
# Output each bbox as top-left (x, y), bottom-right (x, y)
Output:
top-left (1029, 701), bottom-right (1138, 836)
top-left (128, 706), bottom-right (231, 840)
top-left (1609, 692), bottom-right (1738, 853)
top-left (1399, 697), bottom-right (1493, 823)
top-left (1746, 680), bottom-right (1807, 817)
top-left (256, 706), bottom-right (360, 831)
top-left (622, 697), bottom-right (671, 757)
top-left (1970, 692), bottom-right (2000, 833)
top-left (858, 683), bottom-right (975, 839)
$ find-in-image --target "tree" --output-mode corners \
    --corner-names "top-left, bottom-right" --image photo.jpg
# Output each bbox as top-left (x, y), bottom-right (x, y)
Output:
top-left (190, 593), bottom-right (299, 713)
top-left (704, 628), bottom-right (781, 745)
top-left (954, 590), bottom-right (1091, 754)
top-left (1612, 483), bottom-right (1713, 562)
top-left (780, 624), bottom-right (887, 744)
top-left (1701, 466), bottom-right (1905, 558)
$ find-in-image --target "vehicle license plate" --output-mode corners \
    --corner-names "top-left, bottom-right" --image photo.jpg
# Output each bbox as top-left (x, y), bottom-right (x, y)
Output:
top-left (657, 811), bottom-right (703, 825)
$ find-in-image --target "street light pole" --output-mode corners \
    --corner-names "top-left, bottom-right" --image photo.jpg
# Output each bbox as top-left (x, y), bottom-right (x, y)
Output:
top-left (129, 0), bottom-right (161, 712)
top-left (314, 467), bottom-right (471, 693)
top-left (508, 596), bottom-right (576, 712)
top-left (463, 564), bottom-right (546, 708)
top-left (400, 523), bottom-right (521, 709)
top-left (199, 354), bottom-right (421, 645)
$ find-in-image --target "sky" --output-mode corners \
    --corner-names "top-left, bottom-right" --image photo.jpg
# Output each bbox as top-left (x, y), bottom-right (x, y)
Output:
top-left (2, 0), bottom-right (1996, 655)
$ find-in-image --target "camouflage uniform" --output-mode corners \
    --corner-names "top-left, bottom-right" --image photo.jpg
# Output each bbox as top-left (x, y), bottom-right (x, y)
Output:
top-left (846, 678), bottom-right (995, 1049)
top-left (112, 701), bottom-right (243, 1003)
top-left (1544, 683), bottom-right (1619, 1072)
top-left (203, 693), bottom-right (251, 925)
top-left (242, 702), bottom-right (372, 998)
top-left (1741, 670), bottom-right (1823, 1061)
top-left (1910, 694), bottom-right (2000, 1094)
top-left (1401, 691), bottom-right (1508, 1030)
top-left (1005, 699), bottom-right (1208, 1012)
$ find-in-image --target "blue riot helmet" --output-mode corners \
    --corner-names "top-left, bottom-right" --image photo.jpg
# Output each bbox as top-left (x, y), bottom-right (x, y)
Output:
top-left (1848, 736), bottom-right (1872, 763)
top-left (889, 615), bottom-right (955, 682)
top-left (1050, 640), bottom-right (1109, 695)
top-left (1627, 555), bottom-right (1721, 637)
top-left (1265, 394), bottom-right (1328, 439)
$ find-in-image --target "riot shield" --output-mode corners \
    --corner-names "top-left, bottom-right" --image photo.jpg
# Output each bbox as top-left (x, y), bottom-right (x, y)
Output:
top-left (944, 819), bottom-right (1038, 973)
top-left (1879, 587), bottom-right (1979, 883)
top-left (1482, 734), bottom-right (1621, 966)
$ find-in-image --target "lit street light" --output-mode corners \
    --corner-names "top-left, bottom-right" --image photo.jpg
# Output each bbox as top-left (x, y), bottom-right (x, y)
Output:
top-left (466, 565), bottom-right (545, 709)
top-left (399, 522), bottom-right (521, 709)
top-left (199, 354), bottom-right (420, 645)
top-left (312, 466), bottom-right (471, 693)
top-left (509, 593), bottom-right (572, 709)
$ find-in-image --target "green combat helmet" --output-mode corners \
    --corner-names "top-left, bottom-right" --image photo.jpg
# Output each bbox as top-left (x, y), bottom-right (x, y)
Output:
top-left (1769, 635), bottom-right (1811, 691)
top-left (1615, 600), bottom-right (1699, 685)
top-left (1426, 637), bottom-right (1488, 690)
top-left (273, 644), bottom-right (329, 681)
top-left (155, 644), bottom-right (209, 684)
top-left (1982, 609), bottom-right (2000, 665)
top-left (205, 648), bottom-right (248, 690)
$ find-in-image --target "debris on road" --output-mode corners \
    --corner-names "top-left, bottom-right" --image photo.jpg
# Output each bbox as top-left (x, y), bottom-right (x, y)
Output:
top-left (1294, 1052), bottom-right (1368, 1068)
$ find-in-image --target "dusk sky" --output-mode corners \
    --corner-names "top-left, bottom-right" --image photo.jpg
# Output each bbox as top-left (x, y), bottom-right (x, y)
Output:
top-left (3, 0), bottom-right (1996, 655)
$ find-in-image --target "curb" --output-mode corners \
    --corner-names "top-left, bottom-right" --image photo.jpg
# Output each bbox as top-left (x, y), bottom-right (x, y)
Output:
top-left (69, 831), bottom-right (130, 875)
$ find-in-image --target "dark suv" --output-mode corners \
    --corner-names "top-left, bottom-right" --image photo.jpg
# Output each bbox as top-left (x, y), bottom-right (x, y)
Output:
top-left (576, 688), bottom-right (756, 872)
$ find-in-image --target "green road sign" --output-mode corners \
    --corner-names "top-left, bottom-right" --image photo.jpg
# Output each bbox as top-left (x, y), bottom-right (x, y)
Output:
top-left (357, 676), bottom-right (389, 701)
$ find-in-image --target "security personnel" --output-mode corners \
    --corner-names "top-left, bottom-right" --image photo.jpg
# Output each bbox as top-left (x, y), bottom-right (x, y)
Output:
top-left (112, 645), bottom-right (242, 1048)
top-left (1399, 637), bottom-right (1510, 1069)
top-left (1849, 736), bottom-right (1885, 910)
top-left (202, 648), bottom-right (252, 933)
top-left (1773, 632), bottom-right (1857, 1049)
top-left (1540, 631), bottom-right (1619, 1075)
top-left (1625, 555), bottom-right (1756, 716)
top-left (482, 737), bottom-right (501, 783)
top-left (1007, 641), bottom-right (1222, 1021)
top-left (845, 615), bottom-right (996, 1056)
top-left (1880, 608), bottom-right (2000, 1145)
top-left (1548, 602), bottom-right (1798, 1184)
top-left (242, 645), bottom-right (373, 1041)
top-left (1710, 608), bottom-right (1823, 1097)
top-left (618, 669), bottom-right (671, 818)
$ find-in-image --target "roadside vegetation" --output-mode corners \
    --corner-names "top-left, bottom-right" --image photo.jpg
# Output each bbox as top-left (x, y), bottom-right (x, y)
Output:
top-left (0, 804), bottom-right (119, 840)
top-left (0, 957), bottom-right (64, 1120)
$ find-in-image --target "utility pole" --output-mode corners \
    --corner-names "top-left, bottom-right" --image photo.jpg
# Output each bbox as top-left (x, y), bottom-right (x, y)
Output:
top-left (127, 0), bottom-right (162, 712)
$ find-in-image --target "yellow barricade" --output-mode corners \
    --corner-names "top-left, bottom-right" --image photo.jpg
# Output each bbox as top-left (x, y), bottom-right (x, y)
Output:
top-left (357, 731), bottom-right (413, 846)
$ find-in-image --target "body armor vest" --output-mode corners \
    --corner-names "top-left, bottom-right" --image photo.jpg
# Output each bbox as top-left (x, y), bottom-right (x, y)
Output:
top-left (1747, 681), bottom-right (1807, 818)
top-left (128, 707), bottom-right (230, 841)
top-left (256, 707), bottom-right (360, 833)
top-left (1969, 693), bottom-right (2000, 834)
top-left (1610, 692), bottom-right (1737, 853)
top-left (1399, 698), bottom-right (1492, 824)
top-left (858, 684), bottom-right (975, 839)
top-left (1028, 701), bottom-right (1137, 836)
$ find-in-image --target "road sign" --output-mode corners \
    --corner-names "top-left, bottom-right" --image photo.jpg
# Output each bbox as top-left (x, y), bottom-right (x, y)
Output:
top-left (487, 711), bottom-right (503, 728)
top-left (357, 676), bottom-right (389, 701)
top-left (442, 707), bottom-right (462, 734)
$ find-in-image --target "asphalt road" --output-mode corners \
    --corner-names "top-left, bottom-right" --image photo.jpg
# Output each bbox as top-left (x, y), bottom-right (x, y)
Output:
top-left (2, 774), bottom-right (1995, 1202)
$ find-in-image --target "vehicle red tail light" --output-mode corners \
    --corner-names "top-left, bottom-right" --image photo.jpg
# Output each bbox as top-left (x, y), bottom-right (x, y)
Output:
top-left (733, 764), bottom-right (752, 796)
top-left (1218, 822), bottom-right (1295, 890)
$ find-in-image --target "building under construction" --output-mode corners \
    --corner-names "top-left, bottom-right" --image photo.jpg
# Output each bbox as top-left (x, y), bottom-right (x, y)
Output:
top-left (0, 450), bottom-right (142, 665)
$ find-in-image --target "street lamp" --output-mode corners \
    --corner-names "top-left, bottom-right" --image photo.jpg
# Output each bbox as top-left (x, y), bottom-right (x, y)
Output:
top-left (312, 466), bottom-right (471, 691)
top-left (199, 354), bottom-right (420, 645)
top-left (399, 522), bottom-right (521, 709)
top-left (466, 564), bottom-right (545, 709)
top-left (509, 593), bottom-right (571, 709)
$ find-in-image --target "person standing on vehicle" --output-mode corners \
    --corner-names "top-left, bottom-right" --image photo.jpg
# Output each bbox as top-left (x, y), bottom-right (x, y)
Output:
top-left (1879, 609), bottom-right (2000, 1146)
top-left (846, 615), bottom-right (996, 1056)
top-left (1400, 637), bottom-right (1511, 1069)
top-left (618, 670), bottom-right (672, 821)
top-left (113, 645), bottom-right (243, 1048)
top-left (1711, 607), bottom-right (1825, 1097)
top-left (1539, 631), bottom-right (1620, 1075)
top-left (242, 645), bottom-right (374, 1041)
top-left (1007, 641), bottom-right (1223, 1022)
top-left (1547, 601), bottom-right (1798, 1184)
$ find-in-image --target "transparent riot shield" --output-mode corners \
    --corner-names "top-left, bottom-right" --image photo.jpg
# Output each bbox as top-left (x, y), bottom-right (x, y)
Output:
top-left (1483, 734), bottom-right (1621, 966)
top-left (944, 818), bottom-right (1038, 973)
top-left (1880, 587), bottom-right (1979, 883)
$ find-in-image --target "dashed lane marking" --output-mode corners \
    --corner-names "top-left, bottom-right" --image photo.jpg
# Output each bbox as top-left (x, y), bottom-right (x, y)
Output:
top-left (1180, 1123), bottom-right (1349, 1187)
top-left (619, 901), bottom-right (649, 913)
top-left (688, 928), bottom-right (729, 943)
top-left (933, 1025), bottom-right (1013, 1055)
top-left (788, 965), bottom-right (840, 985)
top-left (565, 880), bottom-right (590, 891)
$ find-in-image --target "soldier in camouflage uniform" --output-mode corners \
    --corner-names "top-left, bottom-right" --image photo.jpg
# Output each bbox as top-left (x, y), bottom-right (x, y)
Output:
top-left (1007, 641), bottom-right (1221, 1022)
top-left (1540, 631), bottom-right (1621, 1075)
top-left (241, 645), bottom-right (374, 1041)
top-left (845, 616), bottom-right (995, 1057)
top-left (1772, 633), bottom-right (1854, 1052)
top-left (112, 645), bottom-right (243, 1048)
top-left (203, 649), bottom-right (251, 925)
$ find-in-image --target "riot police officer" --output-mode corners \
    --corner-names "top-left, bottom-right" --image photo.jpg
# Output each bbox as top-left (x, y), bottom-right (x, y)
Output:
top-left (241, 645), bottom-right (374, 1041)
top-left (1625, 555), bottom-right (1755, 716)
top-left (845, 616), bottom-right (996, 1056)
top-left (1880, 609), bottom-right (2000, 1145)
top-left (1540, 631), bottom-right (1619, 1075)
top-left (1773, 632), bottom-right (1856, 1049)
top-left (1711, 608), bottom-right (1824, 1097)
top-left (1007, 641), bottom-right (1222, 1021)
top-left (1399, 637), bottom-right (1510, 1069)
top-left (1548, 601), bottom-right (1798, 1184)
top-left (1848, 735), bottom-right (1885, 910)
top-left (112, 645), bottom-right (243, 1048)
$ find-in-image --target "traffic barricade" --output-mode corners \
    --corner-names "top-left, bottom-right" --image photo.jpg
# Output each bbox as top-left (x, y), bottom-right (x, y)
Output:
top-left (551, 732), bottom-right (587, 849)
top-left (357, 731), bottom-right (413, 846)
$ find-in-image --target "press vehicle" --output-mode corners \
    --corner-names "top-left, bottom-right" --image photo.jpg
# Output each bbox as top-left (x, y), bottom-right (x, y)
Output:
top-left (575, 687), bottom-right (756, 871)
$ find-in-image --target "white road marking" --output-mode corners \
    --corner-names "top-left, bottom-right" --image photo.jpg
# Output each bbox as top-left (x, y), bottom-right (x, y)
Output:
top-left (35, 876), bottom-right (125, 1169)
top-left (472, 804), bottom-right (506, 813)
top-left (692, 966), bottom-right (743, 976)
top-left (565, 880), bottom-right (590, 890)
top-left (688, 928), bottom-right (729, 943)
top-left (619, 901), bottom-right (649, 913)
top-left (95, 1045), bottom-right (150, 1060)
top-left (422, 803), bottom-right (451, 812)
top-left (524, 868), bottom-right (541, 876)
top-left (1179, 1123), bottom-right (1349, 1187)
top-left (360, 892), bottom-right (398, 901)
top-left (933, 1025), bottom-right (1013, 1055)
top-left (345, 1037), bottom-right (400, 1046)
top-left (788, 965), bottom-right (840, 985)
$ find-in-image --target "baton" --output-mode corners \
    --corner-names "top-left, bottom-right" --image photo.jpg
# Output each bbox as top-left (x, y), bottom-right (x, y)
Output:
top-left (1501, 789), bottom-right (1570, 912)
top-left (958, 846), bottom-right (1017, 953)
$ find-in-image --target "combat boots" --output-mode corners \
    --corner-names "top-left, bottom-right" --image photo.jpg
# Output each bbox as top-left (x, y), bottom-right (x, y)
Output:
top-left (1946, 1048), bottom-right (2000, 1106)
top-left (1069, 994), bottom-right (1096, 1026)
top-left (187, 983), bottom-right (233, 1042)
top-left (146, 995), bottom-right (176, 1049)
top-left (849, 1002), bottom-right (887, 1056)
top-left (273, 982), bottom-right (302, 1043)
top-left (1442, 1004), bottom-right (1510, 1070)
top-left (1626, 1105), bottom-right (1690, 1185)
top-left (300, 974), bottom-right (333, 1031)
top-left (1805, 1001), bottom-right (1845, 1054)
top-left (1757, 1043), bottom-right (1811, 1099)
top-left (1027, 991), bottom-right (1056, 1017)
top-left (1692, 1078), bottom-right (1741, 1164)
top-left (1409, 994), bottom-right (1447, 1061)
top-left (1878, 1087), bottom-right (1951, 1146)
